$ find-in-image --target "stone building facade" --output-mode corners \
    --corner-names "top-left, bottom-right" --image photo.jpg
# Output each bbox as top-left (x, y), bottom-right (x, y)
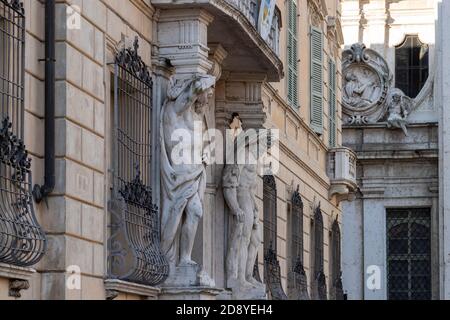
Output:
top-left (340, 0), bottom-right (444, 300)
top-left (0, 0), bottom-right (353, 300)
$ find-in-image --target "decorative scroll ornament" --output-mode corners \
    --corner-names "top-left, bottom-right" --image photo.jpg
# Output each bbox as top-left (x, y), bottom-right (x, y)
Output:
top-left (115, 37), bottom-right (152, 86)
top-left (119, 165), bottom-right (154, 210)
top-left (0, 117), bottom-right (47, 267)
top-left (342, 43), bottom-right (391, 124)
top-left (0, 117), bottom-right (31, 173)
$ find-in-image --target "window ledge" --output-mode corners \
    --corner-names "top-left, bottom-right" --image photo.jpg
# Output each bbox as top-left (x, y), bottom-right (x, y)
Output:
top-left (0, 263), bottom-right (36, 280)
top-left (104, 279), bottom-right (161, 300)
top-left (0, 263), bottom-right (36, 298)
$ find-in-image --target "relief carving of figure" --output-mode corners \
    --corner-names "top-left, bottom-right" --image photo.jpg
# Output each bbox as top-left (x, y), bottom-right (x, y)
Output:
top-left (223, 113), bottom-right (265, 299)
top-left (160, 74), bottom-right (215, 272)
top-left (386, 88), bottom-right (412, 136)
top-left (344, 70), bottom-right (378, 109)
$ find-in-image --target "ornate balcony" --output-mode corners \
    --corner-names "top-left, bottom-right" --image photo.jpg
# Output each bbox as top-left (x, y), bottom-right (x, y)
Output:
top-left (327, 147), bottom-right (358, 203)
top-left (152, 0), bottom-right (283, 81)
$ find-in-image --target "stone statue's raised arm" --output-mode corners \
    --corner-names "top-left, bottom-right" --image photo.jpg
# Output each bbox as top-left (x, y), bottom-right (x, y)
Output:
top-left (167, 75), bottom-right (216, 115)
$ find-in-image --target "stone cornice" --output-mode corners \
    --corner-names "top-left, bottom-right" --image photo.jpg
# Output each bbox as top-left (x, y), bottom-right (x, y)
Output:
top-left (279, 141), bottom-right (331, 191)
top-left (264, 83), bottom-right (329, 152)
top-left (352, 149), bottom-right (439, 161)
top-left (131, 0), bottom-right (156, 18)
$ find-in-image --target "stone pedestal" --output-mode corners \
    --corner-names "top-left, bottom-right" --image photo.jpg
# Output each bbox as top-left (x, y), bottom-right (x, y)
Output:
top-left (163, 264), bottom-right (216, 288)
top-left (231, 284), bottom-right (267, 300)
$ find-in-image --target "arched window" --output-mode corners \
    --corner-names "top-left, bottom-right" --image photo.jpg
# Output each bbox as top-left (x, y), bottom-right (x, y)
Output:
top-left (263, 174), bottom-right (277, 254)
top-left (287, 188), bottom-right (309, 300)
top-left (395, 35), bottom-right (429, 98)
top-left (263, 174), bottom-right (287, 300)
top-left (268, 6), bottom-right (281, 55)
top-left (311, 204), bottom-right (327, 300)
top-left (330, 219), bottom-right (344, 300)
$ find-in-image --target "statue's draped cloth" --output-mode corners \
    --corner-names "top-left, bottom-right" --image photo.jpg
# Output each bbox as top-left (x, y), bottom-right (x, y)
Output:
top-left (160, 76), bottom-right (213, 263)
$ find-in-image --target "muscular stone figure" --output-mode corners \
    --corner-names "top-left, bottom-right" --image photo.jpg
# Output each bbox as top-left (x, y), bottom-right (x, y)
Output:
top-left (223, 114), bottom-right (265, 299)
top-left (160, 74), bottom-right (215, 270)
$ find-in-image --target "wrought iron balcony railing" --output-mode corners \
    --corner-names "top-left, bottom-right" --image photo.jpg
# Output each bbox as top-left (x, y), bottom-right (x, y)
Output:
top-left (327, 147), bottom-right (358, 203)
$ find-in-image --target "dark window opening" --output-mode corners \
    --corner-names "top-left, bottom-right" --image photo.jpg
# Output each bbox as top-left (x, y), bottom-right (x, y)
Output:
top-left (387, 208), bottom-right (432, 300)
top-left (395, 35), bottom-right (429, 98)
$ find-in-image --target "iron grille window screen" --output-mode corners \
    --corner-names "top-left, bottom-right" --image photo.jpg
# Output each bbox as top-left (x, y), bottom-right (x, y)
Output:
top-left (0, 0), bottom-right (46, 267)
top-left (330, 219), bottom-right (344, 300)
top-left (387, 208), bottom-right (431, 300)
top-left (287, 188), bottom-right (309, 300)
top-left (263, 174), bottom-right (277, 254)
top-left (263, 174), bottom-right (287, 300)
top-left (312, 205), bottom-right (327, 300)
top-left (395, 35), bottom-right (429, 98)
top-left (108, 38), bottom-right (168, 286)
top-left (290, 190), bottom-right (303, 261)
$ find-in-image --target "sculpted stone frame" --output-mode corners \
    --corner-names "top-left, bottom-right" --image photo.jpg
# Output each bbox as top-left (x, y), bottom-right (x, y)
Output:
top-left (342, 43), bottom-right (392, 125)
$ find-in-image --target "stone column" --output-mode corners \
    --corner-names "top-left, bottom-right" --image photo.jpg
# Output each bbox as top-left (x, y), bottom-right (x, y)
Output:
top-left (361, 193), bottom-right (387, 300)
top-left (341, 0), bottom-right (361, 46)
top-left (361, 0), bottom-right (387, 55)
top-left (342, 198), bottom-right (364, 300)
top-left (437, 0), bottom-right (450, 300)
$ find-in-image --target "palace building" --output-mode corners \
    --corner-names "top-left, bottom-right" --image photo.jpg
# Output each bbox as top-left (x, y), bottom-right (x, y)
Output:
top-left (0, 0), bottom-right (448, 301)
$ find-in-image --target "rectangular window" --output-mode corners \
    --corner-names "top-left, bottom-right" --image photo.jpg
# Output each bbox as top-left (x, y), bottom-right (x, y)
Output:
top-left (286, 0), bottom-right (298, 108)
top-left (387, 208), bottom-right (431, 300)
top-left (310, 26), bottom-right (323, 134)
top-left (328, 59), bottom-right (337, 147)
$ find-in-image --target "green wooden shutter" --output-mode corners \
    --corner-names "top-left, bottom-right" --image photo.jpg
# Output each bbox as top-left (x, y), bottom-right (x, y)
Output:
top-left (310, 26), bottom-right (323, 134)
top-left (287, 0), bottom-right (298, 108)
top-left (328, 59), bottom-right (337, 147)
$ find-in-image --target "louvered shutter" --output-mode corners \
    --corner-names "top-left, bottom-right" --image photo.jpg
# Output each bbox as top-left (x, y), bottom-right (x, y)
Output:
top-left (287, 0), bottom-right (298, 108)
top-left (310, 26), bottom-right (323, 134)
top-left (328, 59), bottom-right (337, 147)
